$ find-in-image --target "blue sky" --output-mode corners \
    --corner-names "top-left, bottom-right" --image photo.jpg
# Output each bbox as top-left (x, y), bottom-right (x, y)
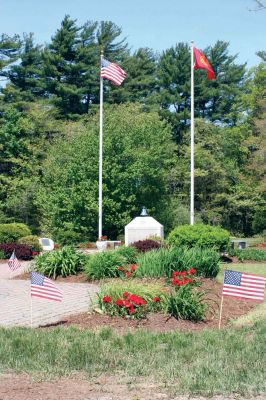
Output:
top-left (0, 0), bottom-right (265, 67)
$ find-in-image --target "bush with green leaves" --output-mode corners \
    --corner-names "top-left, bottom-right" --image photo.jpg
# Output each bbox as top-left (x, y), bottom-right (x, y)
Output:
top-left (228, 248), bottom-right (266, 261)
top-left (136, 247), bottom-right (220, 278)
top-left (167, 224), bottom-right (230, 251)
top-left (84, 250), bottom-right (126, 280)
top-left (0, 250), bottom-right (5, 259)
top-left (116, 245), bottom-right (138, 264)
top-left (167, 284), bottom-right (207, 322)
top-left (34, 246), bottom-right (87, 278)
top-left (0, 223), bottom-right (31, 243)
top-left (18, 235), bottom-right (42, 252)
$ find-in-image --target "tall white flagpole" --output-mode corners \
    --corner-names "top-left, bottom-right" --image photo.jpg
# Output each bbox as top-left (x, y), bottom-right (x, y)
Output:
top-left (190, 41), bottom-right (195, 225)
top-left (98, 52), bottom-right (103, 239)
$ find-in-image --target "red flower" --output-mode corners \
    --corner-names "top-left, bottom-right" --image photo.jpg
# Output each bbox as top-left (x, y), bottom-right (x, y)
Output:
top-left (102, 295), bottom-right (112, 303)
top-left (115, 299), bottom-right (124, 306)
top-left (172, 278), bottom-right (182, 286)
top-left (32, 251), bottom-right (39, 255)
top-left (153, 297), bottom-right (161, 302)
top-left (125, 271), bottom-right (132, 277)
top-left (124, 300), bottom-right (132, 308)
top-left (172, 271), bottom-right (181, 277)
top-left (128, 294), bottom-right (146, 306)
top-left (129, 306), bottom-right (135, 314)
top-left (123, 291), bottom-right (130, 298)
top-left (130, 264), bottom-right (137, 271)
top-left (117, 266), bottom-right (124, 271)
top-left (188, 268), bottom-right (196, 275)
top-left (180, 271), bottom-right (187, 276)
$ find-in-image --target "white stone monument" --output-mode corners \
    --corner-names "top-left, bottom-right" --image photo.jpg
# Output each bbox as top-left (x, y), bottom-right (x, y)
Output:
top-left (125, 207), bottom-right (164, 246)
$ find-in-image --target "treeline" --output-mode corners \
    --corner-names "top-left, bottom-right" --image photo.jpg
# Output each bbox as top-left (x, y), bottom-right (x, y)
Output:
top-left (0, 16), bottom-right (265, 242)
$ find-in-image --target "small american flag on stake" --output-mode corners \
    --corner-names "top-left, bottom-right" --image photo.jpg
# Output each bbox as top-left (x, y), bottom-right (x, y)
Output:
top-left (101, 57), bottom-right (127, 86)
top-left (8, 250), bottom-right (21, 271)
top-left (223, 269), bottom-right (266, 301)
top-left (31, 272), bottom-right (63, 302)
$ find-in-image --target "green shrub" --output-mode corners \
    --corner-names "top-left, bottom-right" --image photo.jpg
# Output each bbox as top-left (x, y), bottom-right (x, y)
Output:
top-left (0, 223), bottom-right (31, 243)
top-left (167, 224), bottom-right (230, 251)
top-left (228, 248), bottom-right (266, 261)
top-left (34, 246), bottom-right (86, 278)
top-left (166, 284), bottom-right (207, 322)
top-left (18, 235), bottom-right (42, 252)
top-left (0, 250), bottom-right (5, 259)
top-left (84, 250), bottom-right (126, 280)
top-left (136, 247), bottom-right (220, 278)
top-left (116, 245), bottom-right (138, 264)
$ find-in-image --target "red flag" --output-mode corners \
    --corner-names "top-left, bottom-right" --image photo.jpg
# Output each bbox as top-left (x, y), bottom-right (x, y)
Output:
top-left (194, 47), bottom-right (215, 80)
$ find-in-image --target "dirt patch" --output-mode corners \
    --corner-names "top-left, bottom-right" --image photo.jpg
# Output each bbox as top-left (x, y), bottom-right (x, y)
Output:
top-left (0, 373), bottom-right (265, 400)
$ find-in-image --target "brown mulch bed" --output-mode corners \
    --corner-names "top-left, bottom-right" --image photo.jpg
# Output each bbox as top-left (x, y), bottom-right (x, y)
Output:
top-left (40, 277), bottom-right (259, 333)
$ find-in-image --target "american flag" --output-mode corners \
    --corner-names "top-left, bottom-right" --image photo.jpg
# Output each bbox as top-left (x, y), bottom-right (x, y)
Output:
top-left (223, 269), bottom-right (266, 301)
top-left (31, 272), bottom-right (63, 302)
top-left (101, 57), bottom-right (127, 85)
top-left (8, 250), bottom-right (21, 271)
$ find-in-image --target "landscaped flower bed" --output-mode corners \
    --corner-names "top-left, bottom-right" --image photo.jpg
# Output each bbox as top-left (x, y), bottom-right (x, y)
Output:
top-left (97, 267), bottom-right (210, 322)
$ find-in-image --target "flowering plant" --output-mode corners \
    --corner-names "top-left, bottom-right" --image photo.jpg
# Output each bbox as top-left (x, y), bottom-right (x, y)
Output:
top-left (171, 268), bottom-right (197, 286)
top-left (117, 263), bottom-right (138, 278)
top-left (101, 290), bottom-right (147, 318)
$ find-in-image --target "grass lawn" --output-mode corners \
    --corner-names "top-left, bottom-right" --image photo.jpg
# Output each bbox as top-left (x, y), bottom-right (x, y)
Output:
top-left (0, 321), bottom-right (266, 396)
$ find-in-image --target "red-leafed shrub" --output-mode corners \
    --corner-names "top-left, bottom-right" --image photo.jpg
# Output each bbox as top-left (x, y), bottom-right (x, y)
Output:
top-left (132, 239), bottom-right (161, 253)
top-left (0, 243), bottom-right (33, 260)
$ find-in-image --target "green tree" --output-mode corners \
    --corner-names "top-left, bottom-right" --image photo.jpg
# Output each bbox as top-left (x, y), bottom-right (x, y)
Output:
top-left (0, 34), bottom-right (22, 72)
top-left (42, 16), bottom-right (128, 118)
top-left (157, 41), bottom-right (246, 144)
top-left (36, 103), bottom-right (175, 241)
top-left (107, 48), bottom-right (158, 106)
top-left (2, 33), bottom-right (44, 107)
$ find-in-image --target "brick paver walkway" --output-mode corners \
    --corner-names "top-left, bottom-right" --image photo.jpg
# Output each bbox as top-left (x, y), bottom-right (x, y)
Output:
top-left (0, 261), bottom-right (99, 328)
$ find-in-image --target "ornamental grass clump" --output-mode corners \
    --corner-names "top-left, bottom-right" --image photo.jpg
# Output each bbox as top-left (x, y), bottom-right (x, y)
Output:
top-left (136, 247), bottom-right (220, 278)
top-left (84, 250), bottom-right (126, 280)
top-left (34, 246), bottom-right (86, 278)
top-left (116, 245), bottom-right (138, 264)
top-left (167, 268), bottom-right (208, 322)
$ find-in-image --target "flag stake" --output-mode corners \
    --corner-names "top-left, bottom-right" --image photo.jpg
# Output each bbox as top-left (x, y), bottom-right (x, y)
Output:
top-left (30, 296), bottom-right (33, 328)
top-left (218, 294), bottom-right (224, 330)
top-left (190, 41), bottom-right (195, 225)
